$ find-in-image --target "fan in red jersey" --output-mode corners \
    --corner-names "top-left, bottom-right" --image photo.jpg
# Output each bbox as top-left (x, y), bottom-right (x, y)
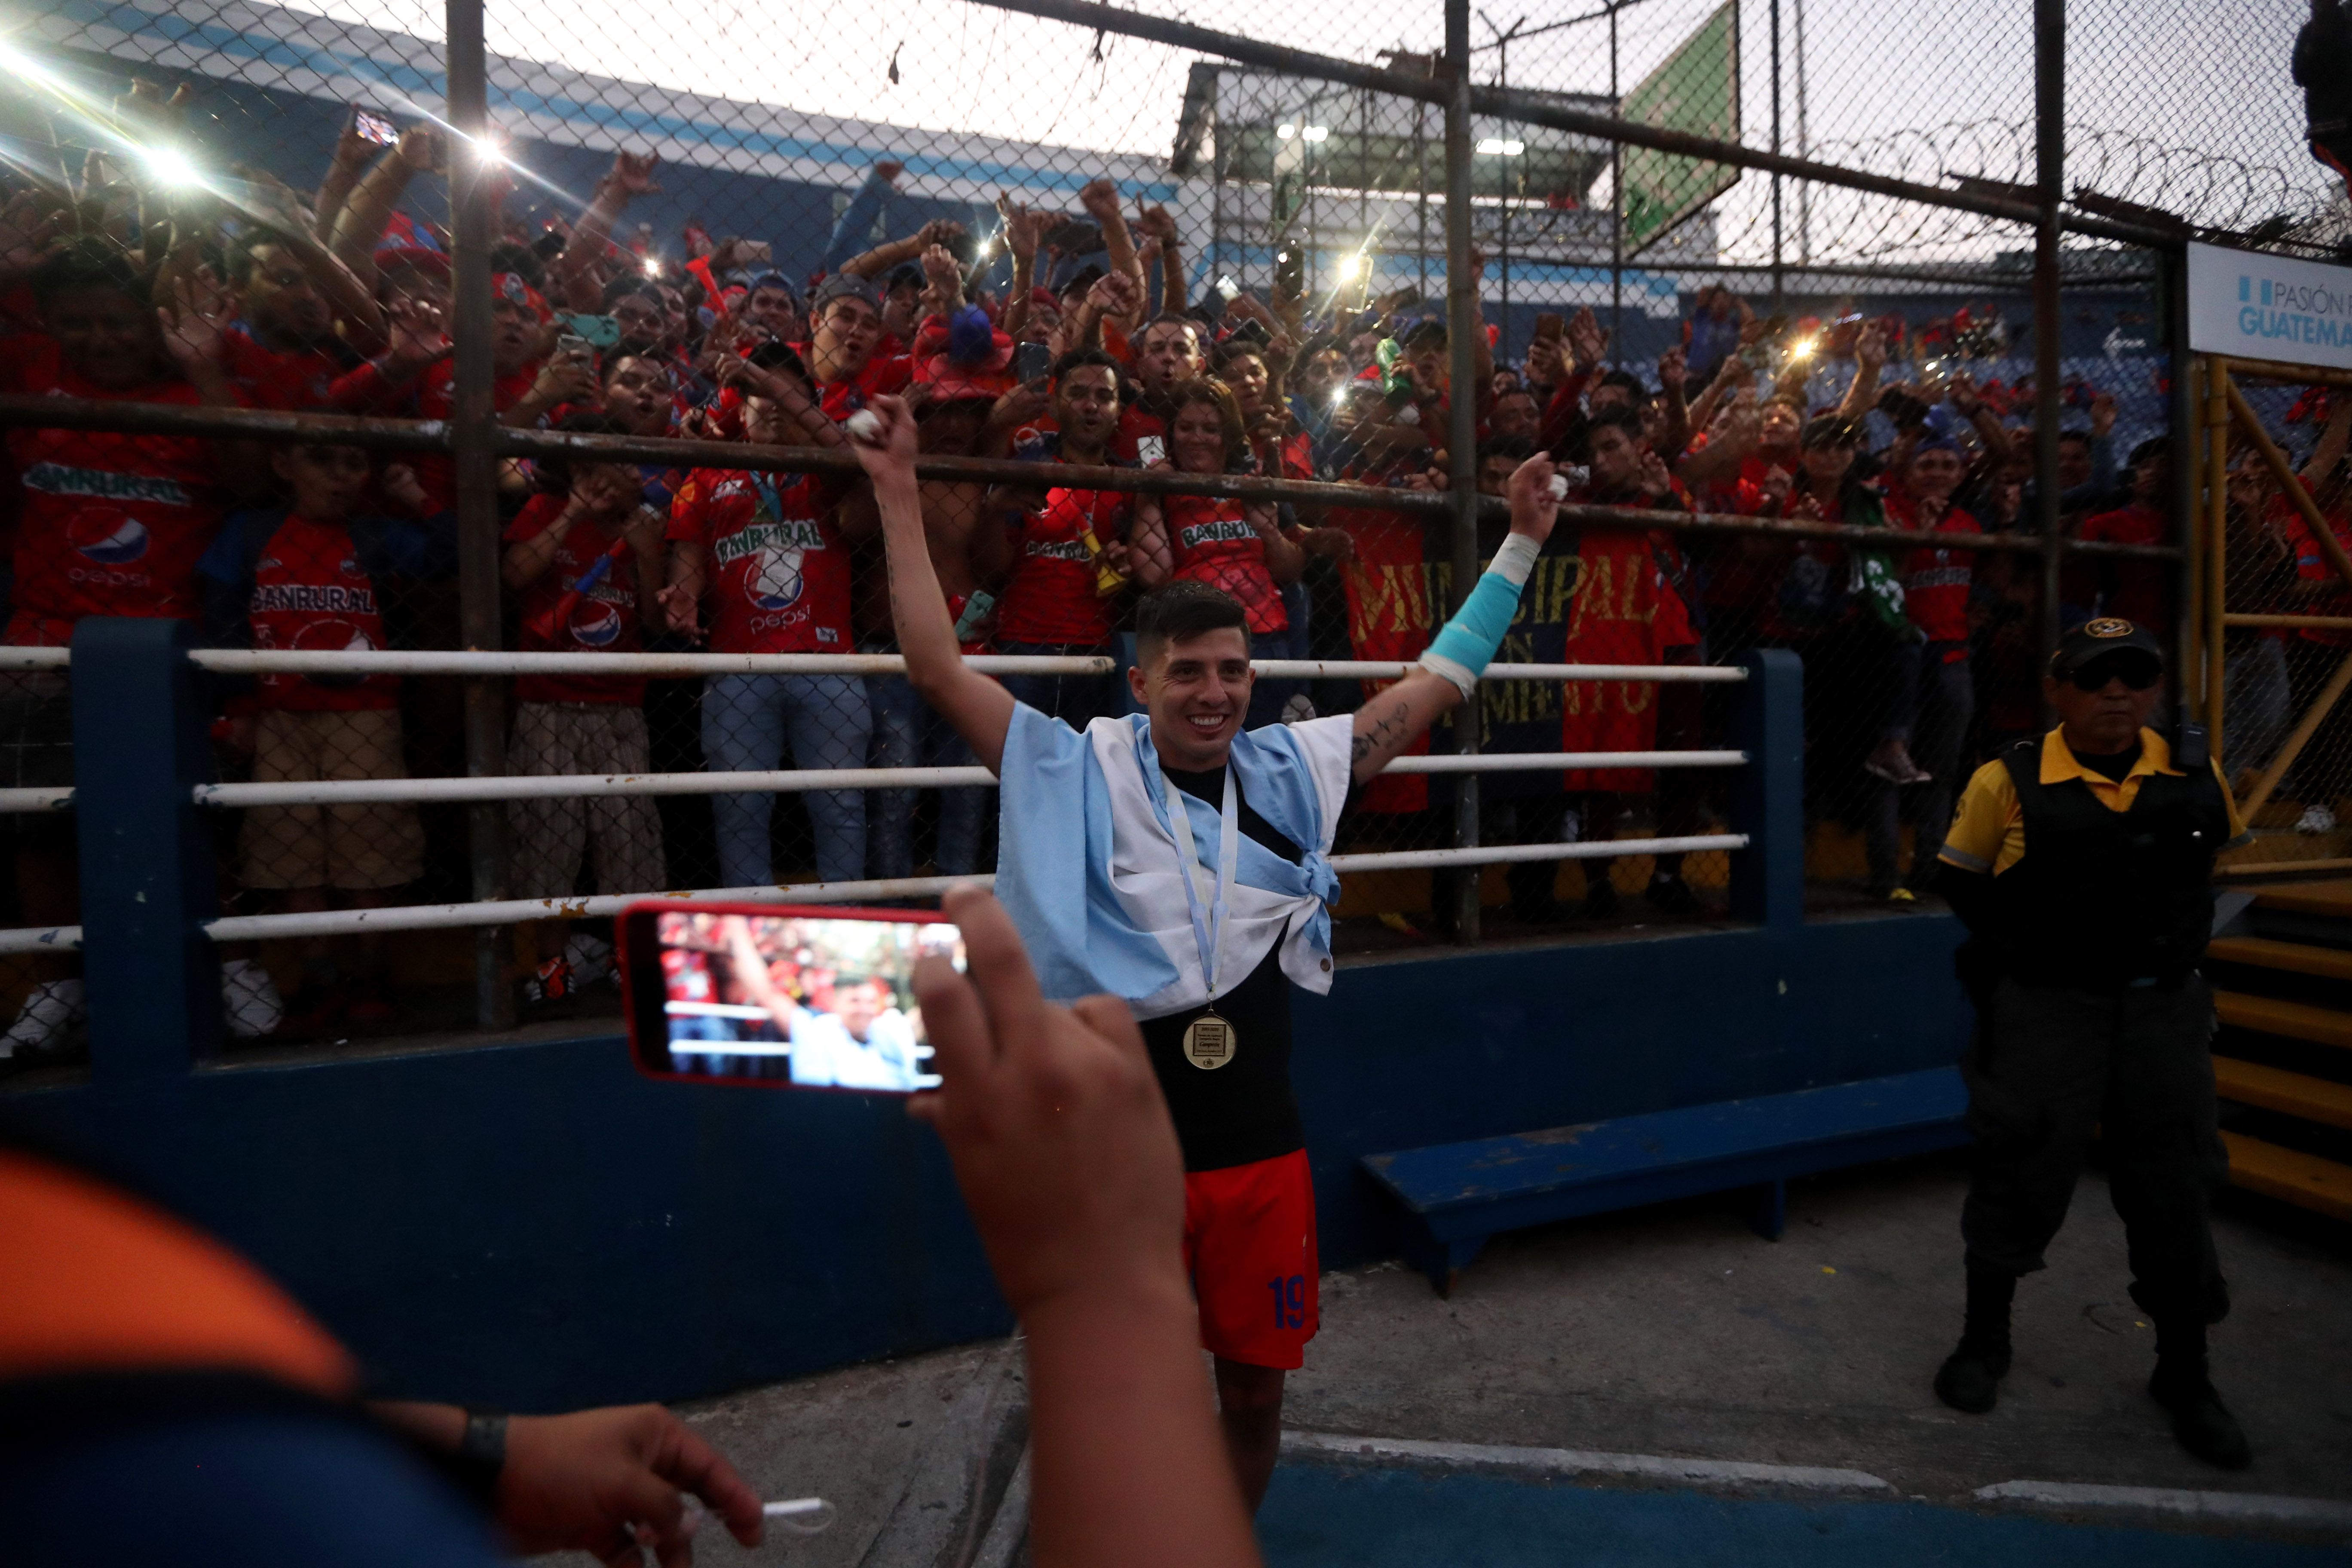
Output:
top-left (1129, 379), bottom-right (1305, 730)
top-left (502, 413), bottom-right (671, 1007)
top-left (1001, 350), bottom-right (1133, 727)
top-left (0, 239), bottom-right (263, 1059)
top-left (658, 364), bottom-right (876, 891)
top-left (1871, 437), bottom-right (1981, 901)
top-left (199, 443), bottom-right (454, 1035)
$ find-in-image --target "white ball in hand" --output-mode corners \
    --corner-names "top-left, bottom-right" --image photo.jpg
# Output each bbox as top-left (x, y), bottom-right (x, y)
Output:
top-left (846, 409), bottom-right (885, 445)
top-left (1547, 474), bottom-right (1571, 500)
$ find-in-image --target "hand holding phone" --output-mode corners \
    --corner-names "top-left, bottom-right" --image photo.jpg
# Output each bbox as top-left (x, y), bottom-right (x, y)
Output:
top-left (1014, 340), bottom-right (1054, 384)
top-left (352, 108), bottom-right (400, 147)
top-left (901, 885), bottom-right (1181, 1319)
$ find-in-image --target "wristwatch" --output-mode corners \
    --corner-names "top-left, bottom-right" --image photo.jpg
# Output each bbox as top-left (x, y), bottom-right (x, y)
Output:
top-left (458, 1409), bottom-right (508, 1473)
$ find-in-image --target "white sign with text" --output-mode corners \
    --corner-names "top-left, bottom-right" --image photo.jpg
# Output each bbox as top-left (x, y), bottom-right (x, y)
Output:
top-left (2188, 240), bottom-right (2352, 370)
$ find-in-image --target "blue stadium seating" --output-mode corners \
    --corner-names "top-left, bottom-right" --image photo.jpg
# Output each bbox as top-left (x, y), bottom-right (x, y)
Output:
top-left (1360, 1067), bottom-right (1970, 1294)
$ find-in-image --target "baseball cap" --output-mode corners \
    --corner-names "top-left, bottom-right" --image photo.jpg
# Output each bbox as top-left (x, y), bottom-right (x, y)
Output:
top-left (916, 305), bottom-right (1016, 404)
top-left (744, 270), bottom-right (799, 300)
top-left (812, 272), bottom-right (884, 316)
top-left (1400, 318), bottom-right (1448, 349)
top-left (491, 270), bottom-right (551, 323)
top-left (2048, 616), bottom-right (2165, 682)
top-left (884, 260), bottom-right (924, 292)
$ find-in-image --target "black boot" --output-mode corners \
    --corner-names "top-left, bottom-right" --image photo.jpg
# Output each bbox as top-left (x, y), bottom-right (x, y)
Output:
top-left (1935, 1263), bottom-right (2016, 1414)
top-left (2149, 1319), bottom-right (2251, 1470)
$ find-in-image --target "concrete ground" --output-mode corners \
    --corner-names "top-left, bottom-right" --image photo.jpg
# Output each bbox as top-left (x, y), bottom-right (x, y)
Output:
top-left (654, 1152), bottom-right (2352, 1567)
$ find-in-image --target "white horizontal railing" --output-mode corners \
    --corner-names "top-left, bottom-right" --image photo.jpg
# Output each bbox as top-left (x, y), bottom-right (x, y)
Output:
top-left (0, 646), bottom-right (1756, 951)
top-left (183, 649), bottom-right (1748, 683)
top-left (3, 748), bottom-right (1750, 813)
top-left (0, 830), bottom-right (1751, 953)
top-left (1329, 834), bottom-right (1750, 874)
top-left (179, 750), bottom-right (1746, 811)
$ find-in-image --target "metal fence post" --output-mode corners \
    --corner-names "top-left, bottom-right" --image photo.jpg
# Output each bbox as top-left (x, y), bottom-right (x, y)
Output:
top-left (1444, 0), bottom-right (1481, 943)
top-left (1729, 648), bottom-right (1803, 932)
top-left (73, 618), bottom-right (219, 1076)
top-left (447, 0), bottom-right (513, 1031)
top-left (2165, 251), bottom-right (2199, 718)
top-left (2031, 0), bottom-right (2066, 692)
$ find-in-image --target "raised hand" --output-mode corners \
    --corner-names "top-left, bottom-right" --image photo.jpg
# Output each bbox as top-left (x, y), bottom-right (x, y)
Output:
top-left (846, 392), bottom-right (920, 484)
top-left (1076, 177), bottom-right (1122, 223)
top-left (530, 352), bottom-right (599, 409)
top-left (1855, 319), bottom-right (1888, 371)
top-left (330, 114), bottom-right (376, 173)
top-left (1088, 270), bottom-right (1140, 319)
top-left (988, 383), bottom-right (1050, 431)
top-left (1506, 451), bottom-right (1562, 542)
top-left (1132, 198), bottom-right (1178, 245)
top-left (1567, 307), bottom-right (1606, 371)
top-left (601, 150), bottom-right (661, 198)
top-left (1656, 344), bottom-right (1687, 397)
top-left (395, 124), bottom-right (442, 174)
top-left (1636, 449), bottom-right (1674, 499)
top-left (920, 242), bottom-right (962, 291)
top-left (159, 268), bottom-right (234, 378)
top-left (2090, 389), bottom-right (2116, 438)
top-left (1005, 202), bottom-right (1045, 263)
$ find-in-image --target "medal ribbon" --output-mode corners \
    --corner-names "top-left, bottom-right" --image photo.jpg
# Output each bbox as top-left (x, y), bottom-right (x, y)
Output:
top-left (1160, 765), bottom-right (1240, 1001)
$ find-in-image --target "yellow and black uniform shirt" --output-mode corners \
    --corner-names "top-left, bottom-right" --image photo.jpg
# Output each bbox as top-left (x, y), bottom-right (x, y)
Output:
top-left (1938, 726), bottom-right (2253, 877)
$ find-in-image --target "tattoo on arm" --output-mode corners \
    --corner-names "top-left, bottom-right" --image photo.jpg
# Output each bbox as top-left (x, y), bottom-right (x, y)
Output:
top-left (1353, 698), bottom-right (1412, 771)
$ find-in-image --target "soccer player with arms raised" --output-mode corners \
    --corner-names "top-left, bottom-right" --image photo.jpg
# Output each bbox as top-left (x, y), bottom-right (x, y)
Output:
top-left (848, 395), bottom-right (1560, 1510)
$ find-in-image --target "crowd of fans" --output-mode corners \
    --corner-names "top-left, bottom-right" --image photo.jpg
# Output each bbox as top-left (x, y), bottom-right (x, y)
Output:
top-left (0, 100), bottom-right (2340, 1053)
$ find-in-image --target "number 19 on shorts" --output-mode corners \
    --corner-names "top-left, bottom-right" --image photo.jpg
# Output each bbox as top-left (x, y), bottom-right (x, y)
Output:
top-left (1269, 1273), bottom-right (1308, 1329)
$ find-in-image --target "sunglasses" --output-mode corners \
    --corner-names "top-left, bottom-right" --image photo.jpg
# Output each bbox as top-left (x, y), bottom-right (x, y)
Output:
top-left (2068, 656), bottom-right (2162, 693)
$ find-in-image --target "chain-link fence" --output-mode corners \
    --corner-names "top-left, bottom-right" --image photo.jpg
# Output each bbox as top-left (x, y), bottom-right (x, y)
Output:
top-left (1, 0), bottom-right (2314, 1053)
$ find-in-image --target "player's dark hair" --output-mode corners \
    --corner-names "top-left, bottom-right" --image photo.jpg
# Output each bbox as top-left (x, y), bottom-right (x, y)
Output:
top-left (1136, 581), bottom-right (1250, 664)
top-left (1478, 435), bottom-right (1536, 465)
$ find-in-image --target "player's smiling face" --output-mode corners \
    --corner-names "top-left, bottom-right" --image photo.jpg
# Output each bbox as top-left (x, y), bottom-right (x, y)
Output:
top-left (1133, 626), bottom-right (1254, 769)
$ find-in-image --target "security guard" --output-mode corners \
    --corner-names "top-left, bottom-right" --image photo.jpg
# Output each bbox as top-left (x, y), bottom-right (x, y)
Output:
top-left (1932, 617), bottom-right (2253, 1468)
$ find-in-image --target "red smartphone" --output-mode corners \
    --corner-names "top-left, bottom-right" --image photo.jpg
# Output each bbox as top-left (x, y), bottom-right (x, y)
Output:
top-left (618, 901), bottom-right (962, 1093)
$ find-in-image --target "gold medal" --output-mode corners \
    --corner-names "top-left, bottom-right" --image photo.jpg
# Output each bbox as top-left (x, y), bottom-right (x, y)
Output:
top-left (1182, 1009), bottom-right (1237, 1070)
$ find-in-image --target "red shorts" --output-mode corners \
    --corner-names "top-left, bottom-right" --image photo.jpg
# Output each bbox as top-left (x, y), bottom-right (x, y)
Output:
top-left (1182, 1148), bottom-right (1319, 1369)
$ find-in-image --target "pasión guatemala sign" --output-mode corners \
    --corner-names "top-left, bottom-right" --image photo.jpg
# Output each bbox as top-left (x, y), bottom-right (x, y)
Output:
top-left (2187, 240), bottom-right (2352, 370)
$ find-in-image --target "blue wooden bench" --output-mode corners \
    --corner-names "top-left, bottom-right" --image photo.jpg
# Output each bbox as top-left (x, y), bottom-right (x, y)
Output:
top-left (1360, 1067), bottom-right (1969, 1295)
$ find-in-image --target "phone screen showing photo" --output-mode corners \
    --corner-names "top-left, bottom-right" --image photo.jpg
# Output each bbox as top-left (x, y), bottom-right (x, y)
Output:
top-left (625, 906), bottom-right (961, 1093)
